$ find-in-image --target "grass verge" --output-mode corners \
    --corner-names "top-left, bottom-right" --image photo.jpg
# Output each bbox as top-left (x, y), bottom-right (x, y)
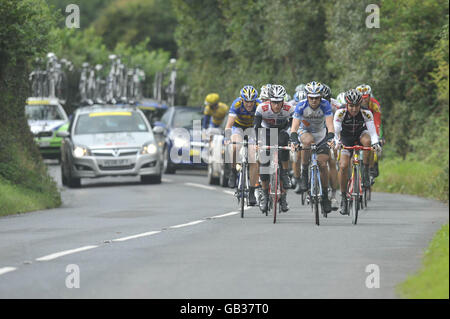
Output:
top-left (398, 224), bottom-right (449, 299)
top-left (0, 177), bottom-right (61, 217)
top-left (373, 156), bottom-right (449, 298)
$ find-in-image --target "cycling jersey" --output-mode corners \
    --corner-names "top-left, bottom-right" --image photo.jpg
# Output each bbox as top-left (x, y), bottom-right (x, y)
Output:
top-left (254, 101), bottom-right (294, 131)
top-left (362, 97), bottom-right (381, 136)
top-left (228, 97), bottom-right (261, 128)
top-left (334, 108), bottom-right (379, 146)
top-left (293, 98), bottom-right (332, 142)
top-left (203, 102), bottom-right (229, 128)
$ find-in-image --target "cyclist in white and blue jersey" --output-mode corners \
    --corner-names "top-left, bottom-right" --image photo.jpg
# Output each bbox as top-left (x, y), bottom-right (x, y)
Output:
top-left (289, 81), bottom-right (335, 214)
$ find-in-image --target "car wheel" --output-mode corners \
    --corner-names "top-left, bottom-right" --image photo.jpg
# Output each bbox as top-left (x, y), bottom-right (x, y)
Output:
top-left (163, 147), bottom-right (176, 174)
top-left (61, 162), bottom-right (68, 186)
top-left (141, 174), bottom-right (161, 184)
top-left (66, 160), bottom-right (81, 188)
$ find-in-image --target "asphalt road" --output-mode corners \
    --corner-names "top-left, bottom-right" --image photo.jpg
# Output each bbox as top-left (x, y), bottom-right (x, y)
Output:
top-left (0, 160), bottom-right (448, 298)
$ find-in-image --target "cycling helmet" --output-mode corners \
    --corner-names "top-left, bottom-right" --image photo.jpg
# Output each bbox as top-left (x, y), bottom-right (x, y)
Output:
top-left (294, 90), bottom-right (307, 102)
top-left (336, 92), bottom-right (346, 105)
top-left (240, 85), bottom-right (258, 102)
top-left (344, 89), bottom-right (363, 105)
top-left (304, 81), bottom-right (323, 97)
top-left (205, 93), bottom-right (220, 105)
top-left (321, 84), bottom-right (332, 101)
top-left (295, 84), bottom-right (306, 93)
top-left (356, 84), bottom-right (372, 97)
top-left (260, 84), bottom-right (272, 100)
top-left (284, 93), bottom-right (292, 102)
top-left (269, 84), bottom-right (286, 102)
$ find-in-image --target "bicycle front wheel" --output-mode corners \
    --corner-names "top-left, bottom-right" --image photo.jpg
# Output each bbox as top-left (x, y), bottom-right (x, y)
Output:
top-left (240, 165), bottom-right (246, 218)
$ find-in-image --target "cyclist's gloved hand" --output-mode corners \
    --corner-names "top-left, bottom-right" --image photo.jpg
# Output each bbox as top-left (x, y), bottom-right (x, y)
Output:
top-left (372, 142), bottom-right (382, 154)
top-left (326, 132), bottom-right (335, 148)
top-left (290, 132), bottom-right (300, 147)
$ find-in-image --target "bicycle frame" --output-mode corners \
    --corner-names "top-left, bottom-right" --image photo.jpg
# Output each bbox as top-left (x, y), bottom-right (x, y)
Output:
top-left (342, 145), bottom-right (372, 224)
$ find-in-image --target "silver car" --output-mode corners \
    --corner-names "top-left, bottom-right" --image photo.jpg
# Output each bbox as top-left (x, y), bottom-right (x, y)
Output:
top-left (58, 105), bottom-right (163, 187)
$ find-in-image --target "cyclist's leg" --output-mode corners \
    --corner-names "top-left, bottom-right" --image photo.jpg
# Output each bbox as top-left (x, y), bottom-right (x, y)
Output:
top-left (328, 149), bottom-right (339, 209)
top-left (316, 139), bottom-right (332, 213)
top-left (228, 127), bottom-right (243, 188)
top-left (278, 129), bottom-right (290, 211)
top-left (360, 132), bottom-right (372, 187)
top-left (299, 131), bottom-right (314, 191)
top-left (246, 128), bottom-right (258, 205)
top-left (258, 129), bottom-right (271, 212)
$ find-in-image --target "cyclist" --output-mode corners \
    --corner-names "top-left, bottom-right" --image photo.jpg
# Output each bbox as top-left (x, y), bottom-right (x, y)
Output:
top-left (334, 89), bottom-right (382, 215)
top-left (259, 84), bottom-right (272, 102)
top-left (291, 89), bottom-right (307, 194)
top-left (255, 84), bottom-right (294, 213)
top-left (289, 81), bottom-right (335, 214)
top-left (321, 83), bottom-right (339, 210)
top-left (202, 93), bottom-right (229, 129)
top-left (336, 92), bottom-right (346, 106)
top-left (356, 84), bottom-right (383, 181)
top-left (224, 85), bottom-right (261, 205)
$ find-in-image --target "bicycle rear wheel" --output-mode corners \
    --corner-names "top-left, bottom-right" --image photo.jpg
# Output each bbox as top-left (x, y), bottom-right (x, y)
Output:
top-left (351, 168), bottom-right (359, 225)
top-left (272, 167), bottom-right (279, 224)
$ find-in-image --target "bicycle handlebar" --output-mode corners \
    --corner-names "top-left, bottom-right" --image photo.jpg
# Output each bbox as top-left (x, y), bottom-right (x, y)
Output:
top-left (341, 145), bottom-right (373, 151)
top-left (259, 145), bottom-right (291, 150)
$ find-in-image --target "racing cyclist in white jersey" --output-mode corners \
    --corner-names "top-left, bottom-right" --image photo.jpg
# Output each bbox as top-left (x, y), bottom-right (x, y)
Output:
top-left (254, 84), bottom-right (294, 213)
top-left (289, 81), bottom-right (335, 214)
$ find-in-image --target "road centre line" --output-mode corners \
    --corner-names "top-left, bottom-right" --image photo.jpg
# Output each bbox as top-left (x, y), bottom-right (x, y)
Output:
top-left (184, 183), bottom-right (217, 191)
top-left (169, 220), bottom-right (205, 229)
top-left (0, 267), bottom-right (17, 276)
top-left (209, 211), bottom-right (239, 219)
top-left (113, 231), bottom-right (161, 242)
top-left (36, 245), bottom-right (98, 262)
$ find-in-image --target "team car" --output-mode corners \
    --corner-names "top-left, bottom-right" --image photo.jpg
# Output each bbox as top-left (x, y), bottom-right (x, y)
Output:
top-left (25, 97), bottom-right (69, 160)
top-left (57, 104), bottom-right (163, 187)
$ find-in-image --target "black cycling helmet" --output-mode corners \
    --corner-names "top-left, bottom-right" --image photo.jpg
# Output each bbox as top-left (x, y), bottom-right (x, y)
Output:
top-left (321, 84), bottom-right (331, 101)
top-left (344, 89), bottom-right (363, 105)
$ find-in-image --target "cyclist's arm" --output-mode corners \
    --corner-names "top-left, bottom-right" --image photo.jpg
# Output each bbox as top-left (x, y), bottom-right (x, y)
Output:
top-left (362, 110), bottom-right (379, 145)
top-left (325, 115), bottom-right (334, 134)
top-left (254, 113), bottom-right (263, 142)
top-left (202, 115), bottom-right (211, 129)
top-left (333, 110), bottom-right (343, 144)
top-left (225, 114), bottom-right (236, 130)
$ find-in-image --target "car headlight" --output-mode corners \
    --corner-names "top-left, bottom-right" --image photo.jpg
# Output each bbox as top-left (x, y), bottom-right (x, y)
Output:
top-left (173, 137), bottom-right (189, 148)
top-left (73, 146), bottom-right (90, 158)
top-left (141, 143), bottom-right (158, 155)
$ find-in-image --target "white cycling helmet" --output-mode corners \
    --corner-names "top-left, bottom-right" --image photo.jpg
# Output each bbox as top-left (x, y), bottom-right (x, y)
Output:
top-left (336, 92), bottom-right (346, 105)
top-left (260, 84), bottom-right (272, 100)
top-left (269, 84), bottom-right (286, 102)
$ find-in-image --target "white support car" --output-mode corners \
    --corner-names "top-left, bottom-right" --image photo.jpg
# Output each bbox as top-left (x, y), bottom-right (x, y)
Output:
top-left (57, 105), bottom-right (163, 187)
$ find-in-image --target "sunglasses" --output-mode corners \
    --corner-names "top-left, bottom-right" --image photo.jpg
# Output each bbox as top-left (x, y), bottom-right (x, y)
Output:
top-left (347, 103), bottom-right (360, 108)
top-left (308, 96), bottom-right (321, 100)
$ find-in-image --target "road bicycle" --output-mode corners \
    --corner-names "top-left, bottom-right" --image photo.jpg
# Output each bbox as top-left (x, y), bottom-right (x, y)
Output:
top-left (341, 145), bottom-right (373, 225)
top-left (231, 136), bottom-right (255, 218)
top-left (259, 144), bottom-right (291, 224)
top-left (300, 142), bottom-right (331, 226)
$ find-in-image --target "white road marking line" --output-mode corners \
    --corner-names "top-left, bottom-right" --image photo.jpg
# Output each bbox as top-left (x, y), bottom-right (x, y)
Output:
top-left (36, 245), bottom-right (98, 262)
top-left (223, 190), bottom-right (235, 195)
top-left (209, 211), bottom-right (239, 219)
top-left (0, 267), bottom-right (17, 276)
top-left (161, 178), bottom-right (172, 183)
top-left (169, 220), bottom-right (205, 229)
top-left (184, 183), bottom-right (217, 191)
top-left (112, 231), bottom-right (161, 242)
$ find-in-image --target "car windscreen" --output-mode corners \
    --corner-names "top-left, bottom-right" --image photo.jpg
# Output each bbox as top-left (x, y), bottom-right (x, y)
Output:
top-left (173, 109), bottom-right (203, 129)
top-left (25, 105), bottom-right (65, 121)
top-left (74, 111), bottom-right (149, 135)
